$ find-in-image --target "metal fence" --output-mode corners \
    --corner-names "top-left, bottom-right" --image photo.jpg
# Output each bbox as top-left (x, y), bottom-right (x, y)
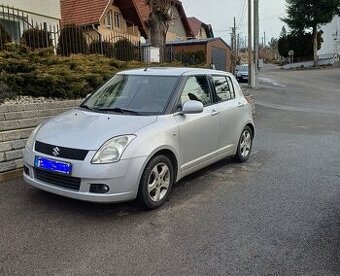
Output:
top-left (0, 4), bottom-right (143, 61)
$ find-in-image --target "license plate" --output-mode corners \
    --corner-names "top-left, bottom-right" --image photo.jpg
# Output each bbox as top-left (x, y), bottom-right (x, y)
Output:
top-left (34, 156), bottom-right (72, 175)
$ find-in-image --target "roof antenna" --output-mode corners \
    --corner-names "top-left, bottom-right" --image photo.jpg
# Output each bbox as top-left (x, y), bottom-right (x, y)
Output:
top-left (144, 67), bottom-right (149, 71)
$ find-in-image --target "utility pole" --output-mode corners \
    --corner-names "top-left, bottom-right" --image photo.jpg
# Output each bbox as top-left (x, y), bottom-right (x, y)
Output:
top-left (237, 33), bottom-right (240, 59)
top-left (248, 0), bottom-right (253, 87)
top-left (254, 0), bottom-right (259, 88)
top-left (263, 31), bottom-right (266, 46)
top-left (232, 17), bottom-right (237, 74)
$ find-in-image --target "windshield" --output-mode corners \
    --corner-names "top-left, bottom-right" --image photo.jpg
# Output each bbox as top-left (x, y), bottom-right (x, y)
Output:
top-left (239, 66), bottom-right (248, 72)
top-left (81, 74), bottom-right (179, 115)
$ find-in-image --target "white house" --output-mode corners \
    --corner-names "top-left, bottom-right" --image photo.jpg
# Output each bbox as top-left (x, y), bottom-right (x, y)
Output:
top-left (318, 15), bottom-right (340, 58)
top-left (1, 0), bottom-right (61, 41)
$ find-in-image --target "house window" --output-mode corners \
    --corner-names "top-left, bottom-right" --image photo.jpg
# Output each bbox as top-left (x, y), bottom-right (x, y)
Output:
top-left (1, 18), bottom-right (21, 41)
top-left (114, 13), bottom-right (121, 29)
top-left (199, 28), bottom-right (203, 38)
top-left (105, 10), bottom-right (113, 28)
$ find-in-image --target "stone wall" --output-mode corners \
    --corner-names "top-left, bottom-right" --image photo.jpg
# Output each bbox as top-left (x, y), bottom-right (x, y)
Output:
top-left (0, 100), bottom-right (82, 179)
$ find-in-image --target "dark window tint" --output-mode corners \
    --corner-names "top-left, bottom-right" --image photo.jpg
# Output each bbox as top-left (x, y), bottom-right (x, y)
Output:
top-left (180, 76), bottom-right (212, 106)
top-left (212, 76), bottom-right (235, 101)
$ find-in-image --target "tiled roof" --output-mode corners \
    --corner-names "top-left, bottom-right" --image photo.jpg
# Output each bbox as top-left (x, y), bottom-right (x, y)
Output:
top-left (187, 16), bottom-right (214, 38)
top-left (133, 0), bottom-right (150, 23)
top-left (60, 0), bottom-right (111, 26)
top-left (188, 17), bottom-right (202, 36)
top-left (61, 0), bottom-right (193, 39)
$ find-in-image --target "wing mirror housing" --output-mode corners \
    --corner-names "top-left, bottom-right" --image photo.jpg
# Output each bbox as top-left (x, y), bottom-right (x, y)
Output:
top-left (181, 100), bottom-right (204, 115)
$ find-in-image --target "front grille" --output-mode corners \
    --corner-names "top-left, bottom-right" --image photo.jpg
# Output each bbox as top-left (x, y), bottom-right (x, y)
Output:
top-left (35, 141), bottom-right (88, 161)
top-left (34, 168), bottom-right (81, 191)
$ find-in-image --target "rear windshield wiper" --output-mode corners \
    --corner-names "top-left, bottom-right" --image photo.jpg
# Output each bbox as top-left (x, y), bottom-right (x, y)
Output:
top-left (98, 107), bottom-right (140, 115)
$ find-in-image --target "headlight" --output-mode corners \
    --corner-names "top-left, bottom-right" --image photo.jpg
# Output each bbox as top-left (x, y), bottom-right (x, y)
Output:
top-left (91, 135), bottom-right (136, 164)
top-left (25, 125), bottom-right (41, 150)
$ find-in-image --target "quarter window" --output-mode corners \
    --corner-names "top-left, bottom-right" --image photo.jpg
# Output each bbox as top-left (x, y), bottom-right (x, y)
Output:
top-left (212, 76), bottom-right (235, 101)
top-left (180, 76), bottom-right (212, 107)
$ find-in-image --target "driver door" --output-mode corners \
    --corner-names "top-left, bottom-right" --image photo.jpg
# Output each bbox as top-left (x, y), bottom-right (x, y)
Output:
top-left (175, 75), bottom-right (220, 174)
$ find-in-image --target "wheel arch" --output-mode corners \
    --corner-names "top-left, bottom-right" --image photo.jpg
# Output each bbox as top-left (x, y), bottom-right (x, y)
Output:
top-left (245, 123), bottom-right (255, 138)
top-left (137, 147), bottom-right (180, 189)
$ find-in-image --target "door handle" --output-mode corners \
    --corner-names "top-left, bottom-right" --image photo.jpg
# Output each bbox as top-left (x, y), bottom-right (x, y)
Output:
top-left (238, 102), bottom-right (245, 107)
top-left (211, 110), bottom-right (220, 116)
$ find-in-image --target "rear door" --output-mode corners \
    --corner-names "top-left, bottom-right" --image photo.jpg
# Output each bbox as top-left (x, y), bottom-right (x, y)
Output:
top-left (211, 75), bottom-right (240, 154)
top-left (175, 75), bottom-right (220, 172)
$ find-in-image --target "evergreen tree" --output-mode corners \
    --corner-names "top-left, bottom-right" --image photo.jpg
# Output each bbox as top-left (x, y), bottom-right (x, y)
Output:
top-left (282, 0), bottom-right (340, 65)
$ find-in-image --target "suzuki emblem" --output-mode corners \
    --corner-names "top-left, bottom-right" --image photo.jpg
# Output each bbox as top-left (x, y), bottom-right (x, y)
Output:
top-left (52, 147), bottom-right (60, 157)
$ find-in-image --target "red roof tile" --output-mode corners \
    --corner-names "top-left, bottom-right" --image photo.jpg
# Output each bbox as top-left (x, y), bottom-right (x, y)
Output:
top-left (187, 16), bottom-right (214, 38)
top-left (60, 0), bottom-right (110, 26)
top-left (133, 0), bottom-right (150, 23)
top-left (188, 17), bottom-right (202, 36)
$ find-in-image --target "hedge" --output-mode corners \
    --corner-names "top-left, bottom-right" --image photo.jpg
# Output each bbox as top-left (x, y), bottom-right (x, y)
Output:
top-left (0, 47), bottom-right (143, 102)
top-left (21, 28), bottom-right (53, 50)
top-left (0, 46), bottom-right (207, 103)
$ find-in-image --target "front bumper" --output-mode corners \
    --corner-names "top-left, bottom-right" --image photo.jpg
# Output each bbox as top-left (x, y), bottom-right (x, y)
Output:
top-left (23, 147), bottom-right (147, 203)
top-left (237, 75), bottom-right (248, 81)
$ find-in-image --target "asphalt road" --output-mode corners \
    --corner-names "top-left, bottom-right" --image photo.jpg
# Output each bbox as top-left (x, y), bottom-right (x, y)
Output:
top-left (1, 66), bottom-right (340, 275)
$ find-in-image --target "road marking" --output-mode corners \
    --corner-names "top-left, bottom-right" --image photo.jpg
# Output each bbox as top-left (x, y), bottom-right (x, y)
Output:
top-left (255, 100), bottom-right (340, 115)
top-left (259, 77), bottom-right (287, 88)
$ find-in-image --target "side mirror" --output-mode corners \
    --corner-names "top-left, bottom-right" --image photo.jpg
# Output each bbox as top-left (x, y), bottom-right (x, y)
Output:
top-left (181, 100), bottom-right (204, 115)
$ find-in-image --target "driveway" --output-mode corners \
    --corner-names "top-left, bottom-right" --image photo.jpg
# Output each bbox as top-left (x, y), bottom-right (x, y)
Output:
top-left (1, 66), bottom-right (340, 275)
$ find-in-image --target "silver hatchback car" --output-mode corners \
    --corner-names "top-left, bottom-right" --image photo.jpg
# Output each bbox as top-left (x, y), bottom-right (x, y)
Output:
top-left (23, 67), bottom-right (255, 209)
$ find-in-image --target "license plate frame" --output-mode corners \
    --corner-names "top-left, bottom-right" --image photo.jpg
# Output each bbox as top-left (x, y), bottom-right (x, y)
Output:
top-left (34, 156), bottom-right (72, 175)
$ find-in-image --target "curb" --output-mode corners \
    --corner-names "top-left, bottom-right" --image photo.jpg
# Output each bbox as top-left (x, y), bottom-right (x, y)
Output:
top-left (0, 168), bottom-right (22, 183)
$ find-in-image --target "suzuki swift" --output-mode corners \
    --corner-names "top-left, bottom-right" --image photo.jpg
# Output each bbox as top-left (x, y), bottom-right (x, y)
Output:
top-left (23, 67), bottom-right (255, 209)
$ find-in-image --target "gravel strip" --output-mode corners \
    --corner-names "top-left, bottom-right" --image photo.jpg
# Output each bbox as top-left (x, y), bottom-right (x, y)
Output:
top-left (1, 96), bottom-right (68, 106)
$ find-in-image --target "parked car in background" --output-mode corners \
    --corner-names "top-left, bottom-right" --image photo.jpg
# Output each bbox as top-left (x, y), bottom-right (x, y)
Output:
top-left (235, 64), bottom-right (249, 82)
top-left (23, 67), bottom-right (255, 209)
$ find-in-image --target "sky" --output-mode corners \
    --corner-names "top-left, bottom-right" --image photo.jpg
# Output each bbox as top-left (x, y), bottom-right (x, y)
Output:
top-left (182, 0), bottom-right (287, 46)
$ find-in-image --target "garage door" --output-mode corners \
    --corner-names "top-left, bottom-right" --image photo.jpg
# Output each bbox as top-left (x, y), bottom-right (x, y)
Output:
top-left (211, 47), bottom-right (226, 71)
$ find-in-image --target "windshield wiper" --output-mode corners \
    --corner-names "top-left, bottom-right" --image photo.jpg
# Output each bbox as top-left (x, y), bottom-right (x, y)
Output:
top-left (79, 104), bottom-right (99, 112)
top-left (98, 107), bottom-right (140, 114)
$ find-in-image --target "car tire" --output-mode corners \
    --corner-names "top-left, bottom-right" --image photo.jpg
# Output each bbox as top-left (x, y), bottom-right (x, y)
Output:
top-left (137, 155), bottom-right (174, 209)
top-left (234, 126), bottom-right (253, 162)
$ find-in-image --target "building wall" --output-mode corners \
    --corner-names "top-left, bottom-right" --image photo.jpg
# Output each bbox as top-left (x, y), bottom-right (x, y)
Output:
top-left (98, 5), bottom-right (140, 43)
top-left (206, 40), bottom-right (231, 72)
top-left (167, 7), bottom-right (187, 41)
top-left (197, 27), bottom-right (208, 39)
top-left (1, 0), bottom-right (60, 25)
top-left (171, 44), bottom-right (207, 57)
top-left (318, 15), bottom-right (340, 56)
top-left (169, 40), bottom-right (231, 72)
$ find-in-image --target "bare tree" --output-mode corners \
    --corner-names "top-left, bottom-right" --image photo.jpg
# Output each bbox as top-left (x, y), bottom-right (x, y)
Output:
top-left (145, 0), bottom-right (176, 62)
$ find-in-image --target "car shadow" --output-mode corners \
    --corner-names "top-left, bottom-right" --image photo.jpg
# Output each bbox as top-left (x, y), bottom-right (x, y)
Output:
top-left (25, 157), bottom-right (238, 217)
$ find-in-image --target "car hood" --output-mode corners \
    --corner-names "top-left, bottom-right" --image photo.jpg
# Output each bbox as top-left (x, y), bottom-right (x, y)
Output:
top-left (35, 109), bottom-right (157, 150)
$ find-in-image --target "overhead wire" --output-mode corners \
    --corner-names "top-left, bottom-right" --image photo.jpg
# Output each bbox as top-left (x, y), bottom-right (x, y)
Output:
top-left (237, 0), bottom-right (247, 30)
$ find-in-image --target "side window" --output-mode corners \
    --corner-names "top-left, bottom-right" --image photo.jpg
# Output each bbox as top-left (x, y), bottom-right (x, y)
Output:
top-left (226, 77), bottom-right (235, 99)
top-left (212, 76), bottom-right (235, 101)
top-left (180, 76), bottom-right (212, 107)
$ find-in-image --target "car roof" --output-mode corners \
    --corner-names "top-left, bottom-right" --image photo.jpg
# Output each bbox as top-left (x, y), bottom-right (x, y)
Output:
top-left (118, 67), bottom-right (233, 77)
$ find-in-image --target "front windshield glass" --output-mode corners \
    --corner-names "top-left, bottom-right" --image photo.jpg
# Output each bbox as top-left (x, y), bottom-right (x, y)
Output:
top-left (82, 74), bottom-right (179, 115)
top-left (240, 66), bottom-right (248, 72)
